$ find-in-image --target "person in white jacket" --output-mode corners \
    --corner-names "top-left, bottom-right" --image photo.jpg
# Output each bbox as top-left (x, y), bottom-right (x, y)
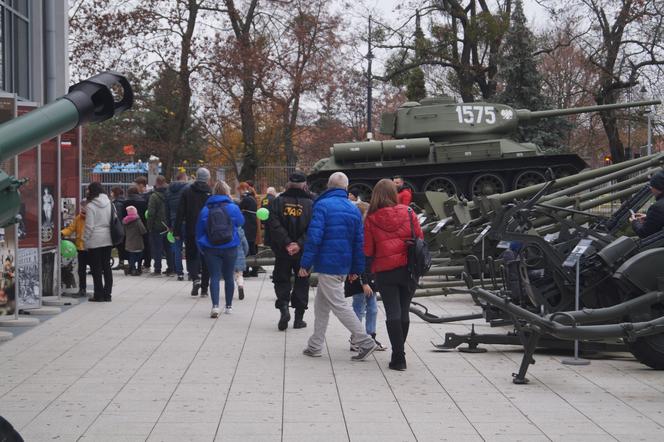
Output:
top-left (84, 182), bottom-right (114, 302)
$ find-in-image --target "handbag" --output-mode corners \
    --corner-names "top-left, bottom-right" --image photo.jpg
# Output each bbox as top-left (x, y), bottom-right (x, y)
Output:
top-left (110, 203), bottom-right (125, 246)
top-left (406, 207), bottom-right (431, 282)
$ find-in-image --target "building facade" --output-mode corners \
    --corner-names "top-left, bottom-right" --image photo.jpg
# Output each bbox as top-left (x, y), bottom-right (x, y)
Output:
top-left (0, 0), bottom-right (68, 103)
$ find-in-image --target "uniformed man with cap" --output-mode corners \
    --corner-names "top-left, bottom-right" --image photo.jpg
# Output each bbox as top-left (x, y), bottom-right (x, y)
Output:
top-left (631, 170), bottom-right (664, 238)
top-left (267, 172), bottom-right (314, 330)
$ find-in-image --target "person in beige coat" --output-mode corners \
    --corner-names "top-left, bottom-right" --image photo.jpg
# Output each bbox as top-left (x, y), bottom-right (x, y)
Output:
top-left (84, 182), bottom-right (113, 302)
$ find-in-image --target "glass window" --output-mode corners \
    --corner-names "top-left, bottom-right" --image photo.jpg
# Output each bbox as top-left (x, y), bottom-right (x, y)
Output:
top-left (14, 14), bottom-right (27, 97)
top-left (0, 1), bottom-right (31, 99)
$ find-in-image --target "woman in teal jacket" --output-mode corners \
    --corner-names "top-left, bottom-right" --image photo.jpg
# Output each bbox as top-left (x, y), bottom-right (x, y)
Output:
top-left (196, 182), bottom-right (244, 317)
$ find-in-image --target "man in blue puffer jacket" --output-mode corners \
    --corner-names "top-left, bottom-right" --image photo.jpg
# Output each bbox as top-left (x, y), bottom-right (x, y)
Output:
top-left (299, 172), bottom-right (377, 360)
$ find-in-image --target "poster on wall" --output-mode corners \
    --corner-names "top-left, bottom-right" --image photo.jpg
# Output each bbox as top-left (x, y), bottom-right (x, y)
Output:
top-left (17, 103), bottom-right (40, 249)
top-left (17, 102), bottom-right (41, 307)
top-left (17, 248), bottom-right (40, 309)
top-left (41, 138), bottom-right (58, 248)
top-left (0, 94), bottom-right (16, 316)
top-left (0, 228), bottom-right (16, 316)
top-left (61, 198), bottom-right (77, 228)
top-left (41, 248), bottom-right (56, 297)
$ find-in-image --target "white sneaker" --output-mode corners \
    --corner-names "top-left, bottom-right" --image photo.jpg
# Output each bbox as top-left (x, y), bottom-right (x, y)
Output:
top-left (210, 307), bottom-right (220, 318)
top-left (224, 306), bottom-right (232, 314)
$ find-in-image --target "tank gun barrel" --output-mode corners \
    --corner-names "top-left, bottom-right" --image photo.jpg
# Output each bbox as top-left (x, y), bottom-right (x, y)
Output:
top-left (0, 71), bottom-right (133, 163)
top-left (516, 100), bottom-right (661, 121)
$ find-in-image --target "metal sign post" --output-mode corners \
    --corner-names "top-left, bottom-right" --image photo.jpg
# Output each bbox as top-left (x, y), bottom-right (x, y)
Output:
top-left (562, 239), bottom-right (592, 366)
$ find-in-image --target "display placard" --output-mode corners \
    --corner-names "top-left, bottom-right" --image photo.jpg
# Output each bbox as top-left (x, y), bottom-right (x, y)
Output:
top-left (17, 247), bottom-right (40, 309)
top-left (16, 102), bottom-right (41, 308)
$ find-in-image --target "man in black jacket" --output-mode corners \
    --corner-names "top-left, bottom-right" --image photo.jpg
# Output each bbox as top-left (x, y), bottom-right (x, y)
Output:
top-left (267, 172), bottom-right (313, 330)
top-left (631, 170), bottom-right (664, 238)
top-left (175, 168), bottom-right (211, 296)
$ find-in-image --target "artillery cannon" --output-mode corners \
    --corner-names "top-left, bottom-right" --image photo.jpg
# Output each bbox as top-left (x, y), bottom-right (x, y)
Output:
top-left (0, 72), bottom-right (133, 226)
top-left (307, 97), bottom-right (660, 199)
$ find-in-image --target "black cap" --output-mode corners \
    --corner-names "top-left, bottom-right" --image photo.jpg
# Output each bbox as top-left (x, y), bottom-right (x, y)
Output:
top-left (289, 172), bottom-right (306, 183)
top-left (650, 170), bottom-right (664, 191)
top-left (349, 189), bottom-right (359, 198)
top-left (392, 175), bottom-right (403, 180)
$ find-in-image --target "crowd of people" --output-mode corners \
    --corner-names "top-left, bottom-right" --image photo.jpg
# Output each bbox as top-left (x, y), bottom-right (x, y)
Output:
top-left (62, 170), bottom-right (425, 370)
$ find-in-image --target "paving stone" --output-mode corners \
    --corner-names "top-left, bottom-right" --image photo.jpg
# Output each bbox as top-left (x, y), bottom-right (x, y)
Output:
top-left (0, 271), bottom-right (663, 441)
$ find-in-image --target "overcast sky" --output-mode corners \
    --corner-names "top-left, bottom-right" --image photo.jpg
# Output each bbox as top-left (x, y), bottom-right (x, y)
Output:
top-left (366, 0), bottom-right (549, 30)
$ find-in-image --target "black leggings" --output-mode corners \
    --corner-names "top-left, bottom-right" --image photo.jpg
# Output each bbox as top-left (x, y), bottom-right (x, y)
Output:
top-left (376, 266), bottom-right (413, 322)
top-left (88, 246), bottom-right (113, 299)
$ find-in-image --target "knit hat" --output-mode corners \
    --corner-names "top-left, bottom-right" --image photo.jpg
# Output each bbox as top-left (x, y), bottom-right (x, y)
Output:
top-left (196, 167), bottom-right (211, 183)
top-left (650, 171), bottom-right (664, 191)
top-left (289, 172), bottom-right (306, 183)
top-left (126, 205), bottom-right (138, 216)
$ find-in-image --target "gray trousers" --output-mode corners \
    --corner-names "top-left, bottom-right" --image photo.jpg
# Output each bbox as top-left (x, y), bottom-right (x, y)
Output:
top-left (307, 274), bottom-right (374, 352)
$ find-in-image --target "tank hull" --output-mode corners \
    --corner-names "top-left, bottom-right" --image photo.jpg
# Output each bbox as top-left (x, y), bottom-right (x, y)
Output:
top-left (307, 153), bottom-right (587, 198)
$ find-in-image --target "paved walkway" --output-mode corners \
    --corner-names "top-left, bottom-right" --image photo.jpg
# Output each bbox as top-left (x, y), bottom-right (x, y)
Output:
top-left (0, 271), bottom-right (663, 441)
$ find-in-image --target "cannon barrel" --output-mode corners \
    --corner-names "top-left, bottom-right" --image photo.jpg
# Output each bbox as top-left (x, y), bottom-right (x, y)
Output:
top-left (516, 99), bottom-right (661, 121)
top-left (0, 72), bottom-right (133, 226)
top-left (0, 72), bottom-right (133, 163)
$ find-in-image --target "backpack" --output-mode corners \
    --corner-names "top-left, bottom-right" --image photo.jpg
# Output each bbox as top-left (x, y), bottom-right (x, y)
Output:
top-left (206, 202), bottom-right (234, 245)
top-left (406, 207), bottom-right (432, 282)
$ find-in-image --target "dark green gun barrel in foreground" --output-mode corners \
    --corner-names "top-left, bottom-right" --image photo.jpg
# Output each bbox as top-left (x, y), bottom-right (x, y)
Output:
top-left (0, 72), bottom-right (133, 226)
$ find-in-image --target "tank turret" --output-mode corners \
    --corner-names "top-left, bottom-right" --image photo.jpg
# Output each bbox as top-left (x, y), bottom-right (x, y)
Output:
top-left (380, 99), bottom-right (660, 142)
top-left (308, 97), bottom-right (660, 200)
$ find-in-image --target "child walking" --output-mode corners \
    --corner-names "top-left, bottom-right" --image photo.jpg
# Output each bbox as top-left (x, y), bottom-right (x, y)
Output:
top-left (61, 201), bottom-right (88, 297)
top-left (344, 258), bottom-right (387, 352)
top-left (234, 226), bottom-right (249, 300)
top-left (123, 205), bottom-right (147, 276)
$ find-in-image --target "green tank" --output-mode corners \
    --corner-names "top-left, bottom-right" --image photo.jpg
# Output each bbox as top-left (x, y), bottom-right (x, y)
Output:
top-left (307, 97), bottom-right (660, 199)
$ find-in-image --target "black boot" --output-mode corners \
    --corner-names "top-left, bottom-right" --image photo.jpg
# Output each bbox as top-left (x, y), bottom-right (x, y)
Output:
top-left (191, 280), bottom-right (200, 296)
top-left (385, 320), bottom-right (406, 370)
top-left (293, 309), bottom-right (307, 329)
top-left (278, 305), bottom-right (291, 331)
top-left (389, 351), bottom-right (407, 371)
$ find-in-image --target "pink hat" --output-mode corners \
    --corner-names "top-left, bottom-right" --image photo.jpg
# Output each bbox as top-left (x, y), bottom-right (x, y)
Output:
top-left (126, 205), bottom-right (137, 216)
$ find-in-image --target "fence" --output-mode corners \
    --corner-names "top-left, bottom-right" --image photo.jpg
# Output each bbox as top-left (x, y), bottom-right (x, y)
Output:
top-left (173, 164), bottom-right (309, 193)
top-left (81, 164), bottom-right (305, 196)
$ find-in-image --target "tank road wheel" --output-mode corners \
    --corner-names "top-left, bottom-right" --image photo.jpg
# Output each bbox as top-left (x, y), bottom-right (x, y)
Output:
top-left (627, 303), bottom-right (664, 369)
top-left (470, 174), bottom-right (506, 197)
top-left (348, 181), bottom-right (374, 202)
top-left (423, 177), bottom-right (457, 196)
top-left (513, 170), bottom-right (546, 190)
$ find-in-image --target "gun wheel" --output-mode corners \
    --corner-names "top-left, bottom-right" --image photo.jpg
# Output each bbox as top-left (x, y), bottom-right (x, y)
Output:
top-left (470, 174), bottom-right (506, 197)
top-left (423, 177), bottom-right (457, 196)
top-left (348, 181), bottom-right (374, 202)
top-left (627, 303), bottom-right (664, 369)
top-left (513, 170), bottom-right (546, 189)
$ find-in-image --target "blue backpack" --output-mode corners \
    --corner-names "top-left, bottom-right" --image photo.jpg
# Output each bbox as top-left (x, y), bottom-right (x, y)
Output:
top-left (206, 202), bottom-right (233, 245)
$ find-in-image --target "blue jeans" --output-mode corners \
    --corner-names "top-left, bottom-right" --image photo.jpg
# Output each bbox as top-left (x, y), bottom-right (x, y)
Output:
top-left (203, 247), bottom-right (238, 308)
top-left (172, 236), bottom-right (184, 276)
top-left (128, 251), bottom-right (143, 271)
top-left (149, 232), bottom-right (164, 272)
top-left (352, 293), bottom-right (377, 335)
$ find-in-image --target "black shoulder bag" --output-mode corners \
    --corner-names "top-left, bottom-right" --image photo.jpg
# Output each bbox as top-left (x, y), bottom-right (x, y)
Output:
top-left (406, 207), bottom-right (432, 282)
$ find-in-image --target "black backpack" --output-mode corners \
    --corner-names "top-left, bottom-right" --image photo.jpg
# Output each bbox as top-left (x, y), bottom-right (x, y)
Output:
top-left (206, 202), bottom-right (233, 245)
top-left (406, 207), bottom-right (432, 281)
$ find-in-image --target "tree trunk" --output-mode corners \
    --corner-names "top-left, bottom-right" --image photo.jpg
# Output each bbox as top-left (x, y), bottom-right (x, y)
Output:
top-left (238, 81), bottom-right (258, 181)
top-left (598, 110), bottom-right (626, 164)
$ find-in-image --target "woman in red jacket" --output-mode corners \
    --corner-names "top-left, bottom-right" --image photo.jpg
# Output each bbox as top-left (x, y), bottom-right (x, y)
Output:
top-left (364, 179), bottom-right (423, 371)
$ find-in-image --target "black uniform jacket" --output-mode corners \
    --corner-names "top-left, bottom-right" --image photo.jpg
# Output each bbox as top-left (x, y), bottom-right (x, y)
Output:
top-left (267, 187), bottom-right (313, 258)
